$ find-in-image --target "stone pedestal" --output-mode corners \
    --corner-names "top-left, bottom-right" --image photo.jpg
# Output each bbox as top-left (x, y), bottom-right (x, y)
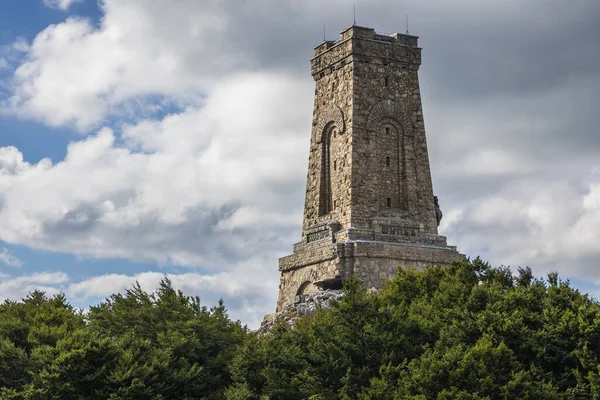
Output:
top-left (276, 224), bottom-right (463, 312)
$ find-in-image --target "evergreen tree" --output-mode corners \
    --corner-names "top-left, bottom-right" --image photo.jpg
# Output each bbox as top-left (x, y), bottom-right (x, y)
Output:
top-left (228, 259), bottom-right (600, 399)
top-left (0, 279), bottom-right (245, 399)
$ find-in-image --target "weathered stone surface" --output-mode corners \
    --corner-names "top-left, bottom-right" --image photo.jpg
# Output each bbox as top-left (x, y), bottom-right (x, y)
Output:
top-left (258, 290), bottom-right (345, 333)
top-left (273, 25), bottom-right (464, 313)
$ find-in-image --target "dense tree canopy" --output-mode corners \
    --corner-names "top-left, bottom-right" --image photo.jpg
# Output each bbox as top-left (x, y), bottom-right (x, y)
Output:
top-left (0, 279), bottom-right (245, 399)
top-left (2, 259), bottom-right (600, 399)
top-left (228, 259), bottom-right (600, 399)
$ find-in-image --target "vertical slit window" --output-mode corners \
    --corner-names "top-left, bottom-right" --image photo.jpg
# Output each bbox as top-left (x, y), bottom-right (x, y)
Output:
top-left (319, 127), bottom-right (334, 216)
top-left (386, 156), bottom-right (390, 166)
top-left (386, 198), bottom-right (392, 207)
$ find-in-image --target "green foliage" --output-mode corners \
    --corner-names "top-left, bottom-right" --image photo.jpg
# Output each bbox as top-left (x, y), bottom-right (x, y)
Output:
top-left (0, 279), bottom-right (245, 399)
top-left (2, 260), bottom-right (600, 398)
top-left (229, 258), bottom-right (600, 399)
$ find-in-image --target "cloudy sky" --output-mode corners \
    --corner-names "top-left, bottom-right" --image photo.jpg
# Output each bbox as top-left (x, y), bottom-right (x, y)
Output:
top-left (0, 0), bottom-right (599, 327)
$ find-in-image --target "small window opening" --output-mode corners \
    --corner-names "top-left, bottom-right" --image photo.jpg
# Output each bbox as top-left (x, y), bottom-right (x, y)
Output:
top-left (333, 160), bottom-right (337, 171)
top-left (334, 200), bottom-right (338, 208)
top-left (384, 76), bottom-right (389, 87)
top-left (386, 157), bottom-right (390, 166)
top-left (386, 198), bottom-right (392, 207)
top-left (364, 59), bottom-right (370, 64)
top-left (385, 127), bottom-right (390, 135)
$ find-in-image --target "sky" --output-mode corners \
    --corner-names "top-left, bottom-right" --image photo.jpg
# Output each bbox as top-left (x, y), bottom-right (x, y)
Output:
top-left (0, 0), bottom-right (599, 328)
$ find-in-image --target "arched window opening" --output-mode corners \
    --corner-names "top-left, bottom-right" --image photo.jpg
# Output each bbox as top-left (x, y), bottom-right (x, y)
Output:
top-left (319, 126), bottom-right (335, 216)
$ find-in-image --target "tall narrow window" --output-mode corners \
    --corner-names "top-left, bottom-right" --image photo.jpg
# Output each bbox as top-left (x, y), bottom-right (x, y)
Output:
top-left (385, 127), bottom-right (390, 135)
top-left (386, 198), bottom-right (392, 207)
top-left (319, 127), bottom-right (334, 216)
top-left (384, 76), bottom-right (389, 87)
top-left (386, 156), bottom-right (390, 167)
top-left (334, 160), bottom-right (337, 171)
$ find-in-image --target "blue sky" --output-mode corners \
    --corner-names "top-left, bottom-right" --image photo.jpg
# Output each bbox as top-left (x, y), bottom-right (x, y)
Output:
top-left (1, 0), bottom-right (600, 327)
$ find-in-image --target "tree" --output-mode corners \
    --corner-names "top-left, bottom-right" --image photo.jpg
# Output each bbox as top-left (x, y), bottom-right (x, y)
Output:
top-left (86, 278), bottom-right (246, 399)
top-left (228, 259), bottom-right (600, 399)
top-left (0, 279), bottom-right (246, 400)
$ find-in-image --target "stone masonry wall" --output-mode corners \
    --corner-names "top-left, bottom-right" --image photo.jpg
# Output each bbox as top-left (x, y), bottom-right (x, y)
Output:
top-left (277, 254), bottom-right (339, 312)
top-left (273, 25), bottom-right (464, 314)
top-left (349, 27), bottom-right (438, 233)
top-left (302, 37), bottom-right (354, 235)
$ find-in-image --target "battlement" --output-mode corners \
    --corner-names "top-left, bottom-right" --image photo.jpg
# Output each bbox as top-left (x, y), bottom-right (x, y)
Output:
top-left (311, 25), bottom-right (421, 79)
top-left (313, 25), bottom-right (419, 57)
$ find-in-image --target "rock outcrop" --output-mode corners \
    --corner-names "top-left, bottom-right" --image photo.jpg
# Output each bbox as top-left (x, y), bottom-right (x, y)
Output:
top-left (258, 289), bottom-right (344, 333)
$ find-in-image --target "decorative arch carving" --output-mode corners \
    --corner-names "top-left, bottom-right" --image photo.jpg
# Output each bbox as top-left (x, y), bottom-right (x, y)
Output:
top-left (366, 99), bottom-right (412, 134)
top-left (316, 104), bottom-right (345, 138)
top-left (366, 100), bottom-right (417, 212)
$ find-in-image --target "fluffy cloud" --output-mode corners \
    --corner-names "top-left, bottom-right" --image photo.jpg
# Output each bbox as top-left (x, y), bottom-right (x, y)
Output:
top-left (8, 0), bottom-right (257, 129)
top-left (0, 266), bottom-right (275, 327)
top-left (0, 248), bottom-right (23, 268)
top-left (0, 272), bottom-right (68, 302)
top-left (42, 0), bottom-right (83, 11)
top-left (0, 72), bottom-right (310, 270)
top-left (65, 264), bottom-right (276, 326)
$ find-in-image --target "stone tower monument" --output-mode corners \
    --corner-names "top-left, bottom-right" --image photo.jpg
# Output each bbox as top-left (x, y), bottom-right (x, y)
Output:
top-left (275, 25), bottom-right (463, 312)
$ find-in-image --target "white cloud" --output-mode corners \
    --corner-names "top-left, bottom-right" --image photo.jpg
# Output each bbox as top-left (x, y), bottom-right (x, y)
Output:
top-left (66, 263), bottom-right (277, 327)
top-left (0, 248), bottom-right (23, 268)
top-left (11, 38), bottom-right (29, 53)
top-left (443, 173), bottom-right (600, 279)
top-left (42, 0), bottom-right (83, 11)
top-left (8, 0), bottom-right (250, 130)
top-left (0, 72), bottom-right (310, 271)
top-left (0, 265), bottom-right (276, 328)
top-left (0, 272), bottom-right (68, 302)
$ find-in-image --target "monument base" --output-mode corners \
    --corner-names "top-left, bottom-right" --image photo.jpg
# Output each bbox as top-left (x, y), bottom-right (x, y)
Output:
top-left (275, 225), bottom-right (464, 312)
